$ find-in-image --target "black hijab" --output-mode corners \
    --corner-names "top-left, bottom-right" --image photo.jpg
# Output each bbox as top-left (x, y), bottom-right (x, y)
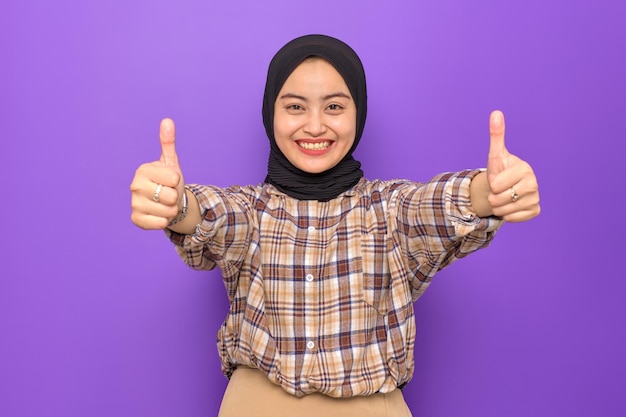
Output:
top-left (262, 34), bottom-right (367, 201)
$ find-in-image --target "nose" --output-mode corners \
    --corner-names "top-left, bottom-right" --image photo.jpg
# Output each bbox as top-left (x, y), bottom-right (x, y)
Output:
top-left (303, 110), bottom-right (327, 137)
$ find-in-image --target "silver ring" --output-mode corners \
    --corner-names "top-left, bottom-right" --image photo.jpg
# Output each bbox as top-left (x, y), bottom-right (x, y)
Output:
top-left (511, 187), bottom-right (519, 202)
top-left (153, 183), bottom-right (163, 202)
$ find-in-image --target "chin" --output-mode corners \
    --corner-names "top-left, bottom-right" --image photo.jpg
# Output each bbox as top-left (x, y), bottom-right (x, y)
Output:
top-left (290, 155), bottom-right (342, 174)
top-left (300, 166), bottom-right (328, 174)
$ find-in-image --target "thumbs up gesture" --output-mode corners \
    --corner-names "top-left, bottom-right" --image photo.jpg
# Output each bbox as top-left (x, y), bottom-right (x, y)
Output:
top-left (130, 118), bottom-right (186, 230)
top-left (482, 110), bottom-right (540, 222)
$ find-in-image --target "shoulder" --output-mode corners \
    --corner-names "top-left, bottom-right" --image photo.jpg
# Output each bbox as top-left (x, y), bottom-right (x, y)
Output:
top-left (352, 177), bottom-right (423, 198)
top-left (352, 170), bottom-right (483, 207)
top-left (185, 183), bottom-right (267, 212)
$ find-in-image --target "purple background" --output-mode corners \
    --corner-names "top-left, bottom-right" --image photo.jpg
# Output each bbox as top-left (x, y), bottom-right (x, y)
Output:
top-left (2, 0), bottom-right (625, 416)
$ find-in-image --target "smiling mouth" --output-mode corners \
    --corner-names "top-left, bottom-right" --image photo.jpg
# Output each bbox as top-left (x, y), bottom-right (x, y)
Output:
top-left (297, 140), bottom-right (332, 150)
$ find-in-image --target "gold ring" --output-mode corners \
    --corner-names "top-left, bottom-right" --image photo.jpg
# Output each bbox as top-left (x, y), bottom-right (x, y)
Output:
top-left (511, 187), bottom-right (519, 202)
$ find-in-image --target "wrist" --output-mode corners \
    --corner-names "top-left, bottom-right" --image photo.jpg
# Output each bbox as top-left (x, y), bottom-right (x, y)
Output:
top-left (167, 188), bottom-right (188, 226)
top-left (469, 172), bottom-right (493, 217)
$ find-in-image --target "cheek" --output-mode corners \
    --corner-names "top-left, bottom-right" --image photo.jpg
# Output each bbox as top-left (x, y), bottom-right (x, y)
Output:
top-left (329, 118), bottom-right (356, 140)
top-left (272, 119), bottom-right (294, 155)
top-left (273, 116), bottom-right (299, 139)
top-left (329, 110), bottom-right (357, 136)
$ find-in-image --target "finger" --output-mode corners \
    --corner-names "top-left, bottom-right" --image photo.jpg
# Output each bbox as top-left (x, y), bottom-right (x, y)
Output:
top-left (149, 165), bottom-right (180, 188)
top-left (490, 186), bottom-right (540, 215)
top-left (501, 206), bottom-right (541, 223)
top-left (488, 110), bottom-right (508, 159)
top-left (133, 163), bottom-right (180, 188)
top-left (131, 196), bottom-right (179, 224)
top-left (130, 176), bottom-right (179, 207)
top-left (149, 183), bottom-right (180, 207)
top-left (159, 118), bottom-right (179, 167)
top-left (489, 188), bottom-right (524, 211)
top-left (131, 197), bottom-right (179, 219)
top-left (131, 212), bottom-right (171, 230)
top-left (487, 159), bottom-right (523, 194)
top-left (489, 158), bottom-right (536, 195)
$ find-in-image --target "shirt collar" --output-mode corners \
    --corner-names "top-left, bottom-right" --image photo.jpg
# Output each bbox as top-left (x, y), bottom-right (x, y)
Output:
top-left (264, 178), bottom-right (365, 199)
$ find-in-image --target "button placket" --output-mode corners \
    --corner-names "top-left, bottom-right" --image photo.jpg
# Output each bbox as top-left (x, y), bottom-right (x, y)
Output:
top-left (302, 212), bottom-right (320, 375)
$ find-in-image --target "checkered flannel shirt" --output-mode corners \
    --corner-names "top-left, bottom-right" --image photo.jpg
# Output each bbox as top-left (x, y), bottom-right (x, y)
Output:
top-left (166, 169), bottom-right (503, 398)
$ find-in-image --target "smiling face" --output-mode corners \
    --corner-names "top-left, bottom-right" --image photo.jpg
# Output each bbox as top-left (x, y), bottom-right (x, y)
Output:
top-left (273, 57), bottom-right (357, 174)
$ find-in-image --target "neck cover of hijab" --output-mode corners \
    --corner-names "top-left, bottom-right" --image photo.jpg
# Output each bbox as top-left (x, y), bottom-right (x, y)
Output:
top-left (262, 34), bottom-right (367, 201)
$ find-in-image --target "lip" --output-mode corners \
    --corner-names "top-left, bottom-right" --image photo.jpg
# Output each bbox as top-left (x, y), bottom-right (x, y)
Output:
top-left (295, 139), bottom-right (335, 156)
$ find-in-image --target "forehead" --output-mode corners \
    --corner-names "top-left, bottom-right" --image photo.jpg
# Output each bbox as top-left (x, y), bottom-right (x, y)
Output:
top-left (281, 57), bottom-right (349, 92)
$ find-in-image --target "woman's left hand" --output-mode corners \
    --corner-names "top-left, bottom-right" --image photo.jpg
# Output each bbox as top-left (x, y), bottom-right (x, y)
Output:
top-left (484, 110), bottom-right (541, 222)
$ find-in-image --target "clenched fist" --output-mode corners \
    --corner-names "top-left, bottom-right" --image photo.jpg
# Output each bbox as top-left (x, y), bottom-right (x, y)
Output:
top-left (130, 118), bottom-right (185, 230)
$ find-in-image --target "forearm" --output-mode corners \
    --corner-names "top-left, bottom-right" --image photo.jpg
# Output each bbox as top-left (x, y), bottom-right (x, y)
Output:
top-left (167, 188), bottom-right (203, 235)
top-left (469, 171), bottom-right (494, 218)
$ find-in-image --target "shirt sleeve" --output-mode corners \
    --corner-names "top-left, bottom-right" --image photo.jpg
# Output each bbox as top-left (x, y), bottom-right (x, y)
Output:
top-left (394, 169), bottom-right (504, 297)
top-left (164, 184), bottom-right (255, 278)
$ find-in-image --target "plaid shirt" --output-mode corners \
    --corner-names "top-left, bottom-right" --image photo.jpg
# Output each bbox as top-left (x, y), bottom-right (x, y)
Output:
top-left (166, 169), bottom-right (502, 398)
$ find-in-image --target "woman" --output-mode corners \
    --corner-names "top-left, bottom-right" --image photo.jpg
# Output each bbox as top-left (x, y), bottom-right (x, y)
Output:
top-left (130, 34), bottom-right (540, 416)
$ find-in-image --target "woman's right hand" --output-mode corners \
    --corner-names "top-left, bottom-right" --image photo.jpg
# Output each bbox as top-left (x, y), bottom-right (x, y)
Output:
top-left (130, 118), bottom-right (186, 230)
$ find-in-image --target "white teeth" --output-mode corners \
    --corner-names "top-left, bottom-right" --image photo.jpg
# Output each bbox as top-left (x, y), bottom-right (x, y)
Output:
top-left (299, 141), bottom-right (331, 150)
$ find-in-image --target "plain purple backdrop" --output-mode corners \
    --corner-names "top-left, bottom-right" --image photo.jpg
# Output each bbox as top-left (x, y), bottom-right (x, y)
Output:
top-left (2, 0), bottom-right (625, 416)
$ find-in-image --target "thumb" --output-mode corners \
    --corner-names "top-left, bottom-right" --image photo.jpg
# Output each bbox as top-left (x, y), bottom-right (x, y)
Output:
top-left (159, 118), bottom-right (179, 167)
top-left (488, 110), bottom-right (508, 159)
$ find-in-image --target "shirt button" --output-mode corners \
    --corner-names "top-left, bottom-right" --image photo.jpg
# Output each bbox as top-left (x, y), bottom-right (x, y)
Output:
top-left (308, 226), bottom-right (316, 232)
top-left (305, 274), bottom-right (314, 282)
top-left (306, 341), bottom-right (315, 350)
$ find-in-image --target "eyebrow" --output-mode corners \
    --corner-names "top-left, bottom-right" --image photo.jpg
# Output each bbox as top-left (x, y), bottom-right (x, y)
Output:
top-left (278, 92), bottom-right (352, 101)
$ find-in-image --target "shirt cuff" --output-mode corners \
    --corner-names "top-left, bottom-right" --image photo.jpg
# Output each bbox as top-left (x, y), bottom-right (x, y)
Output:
top-left (445, 169), bottom-right (504, 237)
top-left (164, 184), bottom-right (223, 248)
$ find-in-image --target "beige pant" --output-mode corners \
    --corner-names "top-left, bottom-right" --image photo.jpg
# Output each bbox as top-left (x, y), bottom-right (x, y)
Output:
top-left (218, 367), bottom-right (413, 417)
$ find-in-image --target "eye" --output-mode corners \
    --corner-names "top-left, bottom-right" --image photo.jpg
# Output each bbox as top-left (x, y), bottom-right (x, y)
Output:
top-left (286, 104), bottom-right (304, 113)
top-left (327, 103), bottom-right (344, 112)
